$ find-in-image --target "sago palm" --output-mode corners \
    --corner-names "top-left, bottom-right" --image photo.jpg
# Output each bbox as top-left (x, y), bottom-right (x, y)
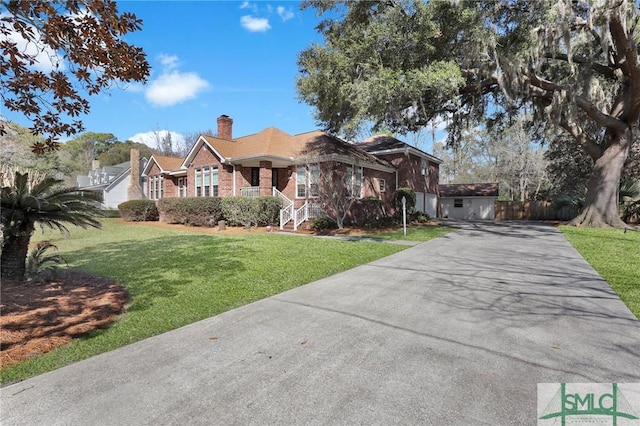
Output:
top-left (1, 170), bottom-right (102, 282)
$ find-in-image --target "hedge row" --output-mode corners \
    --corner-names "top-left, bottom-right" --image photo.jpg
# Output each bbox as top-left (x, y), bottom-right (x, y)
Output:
top-left (121, 196), bottom-right (282, 228)
top-left (221, 196), bottom-right (282, 227)
top-left (157, 197), bottom-right (222, 227)
top-left (118, 200), bottom-right (159, 222)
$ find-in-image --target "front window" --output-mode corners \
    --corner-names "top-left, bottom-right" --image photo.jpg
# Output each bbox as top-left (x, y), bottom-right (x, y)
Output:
top-left (159, 177), bottom-right (164, 199)
top-left (355, 167), bottom-right (363, 198)
top-left (212, 167), bottom-right (219, 197)
top-left (345, 165), bottom-right (363, 198)
top-left (203, 166), bottom-right (211, 196)
top-left (454, 198), bottom-right (463, 208)
top-left (149, 176), bottom-right (154, 200)
top-left (195, 168), bottom-right (202, 197)
top-left (379, 178), bottom-right (386, 193)
top-left (178, 177), bottom-right (187, 197)
top-left (309, 164), bottom-right (320, 197)
top-left (195, 166), bottom-right (218, 197)
top-left (296, 166), bottom-right (307, 198)
top-left (421, 159), bottom-right (429, 176)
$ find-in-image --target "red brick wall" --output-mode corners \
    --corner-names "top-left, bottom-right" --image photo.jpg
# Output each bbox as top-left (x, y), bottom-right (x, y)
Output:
top-left (377, 152), bottom-right (439, 194)
top-left (259, 161), bottom-right (272, 196)
top-left (187, 144), bottom-right (225, 196)
top-left (362, 168), bottom-right (396, 206)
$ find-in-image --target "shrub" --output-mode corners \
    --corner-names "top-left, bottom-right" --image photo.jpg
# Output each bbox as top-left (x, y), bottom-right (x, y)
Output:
top-left (25, 242), bottom-right (66, 284)
top-left (254, 197), bottom-right (283, 226)
top-left (221, 196), bottom-right (281, 227)
top-left (157, 197), bottom-right (223, 227)
top-left (352, 197), bottom-right (387, 228)
top-left (118, 200), bottom-right (158, 222)
top-left (311, 216), bottom-right (338, 231)
top-left (393, 188), bottom-right (416, 213)
top-left (410, 212), bottom-right (431, 223)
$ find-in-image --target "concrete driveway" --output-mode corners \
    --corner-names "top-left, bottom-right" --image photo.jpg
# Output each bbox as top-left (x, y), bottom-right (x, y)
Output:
top-left (2, 222), bottom-right (639, 425)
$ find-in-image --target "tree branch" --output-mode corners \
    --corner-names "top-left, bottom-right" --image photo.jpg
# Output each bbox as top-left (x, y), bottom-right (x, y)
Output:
top-left (609, 14), bottom-right (640, 123)
top-left (542, 52), bottom-right (616, 79)
top-left (559, 118), bottom-right (602, 161)
top-left (527, 73), bottom-right (627, 132)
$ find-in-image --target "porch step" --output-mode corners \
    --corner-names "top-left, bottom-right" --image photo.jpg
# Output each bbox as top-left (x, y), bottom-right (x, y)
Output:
top-left (279, 220), bottom-right (309, 233)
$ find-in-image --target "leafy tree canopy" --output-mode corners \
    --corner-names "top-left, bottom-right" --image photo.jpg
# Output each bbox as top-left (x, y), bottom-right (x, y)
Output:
top-left (297, 0), bottom-right (640, 227)
top-left (0, 0), bottom-right (150, 153)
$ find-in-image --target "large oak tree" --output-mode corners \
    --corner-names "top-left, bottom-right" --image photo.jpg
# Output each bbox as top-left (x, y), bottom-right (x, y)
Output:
top-left (0, 0), bottom-right (150, 153)
top-left (297, 0), bottom-right (640, 227)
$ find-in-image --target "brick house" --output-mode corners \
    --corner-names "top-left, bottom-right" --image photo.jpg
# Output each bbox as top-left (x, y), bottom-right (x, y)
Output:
top-left (142, 115), bottom-right (442, 229)
top-left (356, 135), bottom-right (442, 218)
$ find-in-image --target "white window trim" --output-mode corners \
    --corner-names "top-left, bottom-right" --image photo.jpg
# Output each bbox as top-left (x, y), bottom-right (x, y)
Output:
top-left (296, 166), bottom-right (307, 198)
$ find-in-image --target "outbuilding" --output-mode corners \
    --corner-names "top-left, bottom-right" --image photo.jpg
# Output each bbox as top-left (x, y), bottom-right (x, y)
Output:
top-left (439, 183), bottom-right (499, 220)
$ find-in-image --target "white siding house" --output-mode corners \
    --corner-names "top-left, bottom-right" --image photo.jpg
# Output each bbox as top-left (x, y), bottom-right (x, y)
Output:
top-left (76, 154), bottom-right (147, 209)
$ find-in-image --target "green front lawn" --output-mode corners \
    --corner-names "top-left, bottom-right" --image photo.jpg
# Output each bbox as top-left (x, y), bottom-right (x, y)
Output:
top-left (2, 219), bottom-right (427, 384)
top-left (362, 224), bottom-right (455, 241)
top-left (560, 226), bottom-right (640, 319)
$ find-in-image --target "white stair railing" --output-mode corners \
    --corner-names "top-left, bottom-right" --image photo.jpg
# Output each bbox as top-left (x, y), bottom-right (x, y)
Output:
top-left (273, 187), bottom-right (294, 229)
top-left (294, 203), bottom-right (308, 231)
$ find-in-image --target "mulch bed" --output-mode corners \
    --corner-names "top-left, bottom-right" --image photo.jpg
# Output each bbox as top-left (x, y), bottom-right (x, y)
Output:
top-left (1, 270), bottom-right (128, 369)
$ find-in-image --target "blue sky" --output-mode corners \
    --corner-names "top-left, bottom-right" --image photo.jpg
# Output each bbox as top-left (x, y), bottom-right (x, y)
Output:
top-left (3, 0), bottom-right (327, 148)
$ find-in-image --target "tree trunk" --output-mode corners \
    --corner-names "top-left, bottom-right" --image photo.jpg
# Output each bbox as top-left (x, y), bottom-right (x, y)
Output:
top-left (0, 223), bottom-right (34, 282)
top-left (1, 234), bottom-right (32, 282)
top-left (571, 132), bottom-right (631, 228)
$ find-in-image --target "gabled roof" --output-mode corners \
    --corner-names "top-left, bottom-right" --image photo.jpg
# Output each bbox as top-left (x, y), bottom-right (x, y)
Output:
top-left (357, 134), bottom-right (443, 164)
top-left (295, 131), bottom-right (395, 171)
top-left (440, 183), bottom-right (500, 198)
top-left (143, 154), bottom-right (183, 176)
top-left (78, 161), bottom-right (130, 190)
top-left (181, 127), bottom-right (396, 172)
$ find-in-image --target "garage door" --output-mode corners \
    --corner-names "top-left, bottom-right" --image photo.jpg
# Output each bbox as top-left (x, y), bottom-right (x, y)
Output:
top-left (415, 192), bottom-right (438, 218)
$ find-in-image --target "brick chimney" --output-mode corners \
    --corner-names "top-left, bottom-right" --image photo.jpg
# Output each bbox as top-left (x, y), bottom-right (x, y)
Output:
top-left (127, 148), bottom-right (143, 200)
top-left (217, 115), bottom-right (233, 140)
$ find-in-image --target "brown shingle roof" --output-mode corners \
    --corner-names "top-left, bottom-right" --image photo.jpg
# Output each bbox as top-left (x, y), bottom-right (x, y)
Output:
top-left (440, 183), bottom-right (500, 197)
top-left (198, 128), bottom-right (394, 170)
top-left (357, 134), bottom-right (443, 164)
top-left (153, 155), bottom-right (183, 171)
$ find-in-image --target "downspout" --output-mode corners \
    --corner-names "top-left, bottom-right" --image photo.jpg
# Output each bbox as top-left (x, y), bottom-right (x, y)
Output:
top-left (232, 164), bottom-right (237, 196)
top-left (395, 169), bottom-right (399, 194)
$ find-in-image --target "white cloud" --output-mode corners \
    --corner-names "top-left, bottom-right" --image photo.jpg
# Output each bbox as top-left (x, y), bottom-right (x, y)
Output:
top-left (277, 6), bottom-right (294, 21)
top-left (158, 53), bottom-right (179, 71)
top-left (239, 1), bottom-right (258, 12)
top-left (145, 71), bottom-right (210, 107)
top-left (127, 130), bottom-right (186, 150)
top-left (143, 54), bottom-right (210, 107)
top-left (240, 15), bottom-right (271, 32)
top-left (1, 13), bottom-right (65, 72)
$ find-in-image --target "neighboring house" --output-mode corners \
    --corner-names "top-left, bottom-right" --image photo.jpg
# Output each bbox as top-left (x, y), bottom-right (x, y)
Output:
top-left (356, 135), bottom-right (442, 218)
top-left (76, 152), bottom-right (147, 209)
top-left (439, 183), bottom-right (500, 220)
top-left (141, 115), bottom-right (443, 229)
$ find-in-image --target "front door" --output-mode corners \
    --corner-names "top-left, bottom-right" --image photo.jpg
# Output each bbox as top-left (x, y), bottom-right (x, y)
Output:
top-left (251, 167), bottom-right (260, 187)
top-left (272, 168), bottom-right (279, 190)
